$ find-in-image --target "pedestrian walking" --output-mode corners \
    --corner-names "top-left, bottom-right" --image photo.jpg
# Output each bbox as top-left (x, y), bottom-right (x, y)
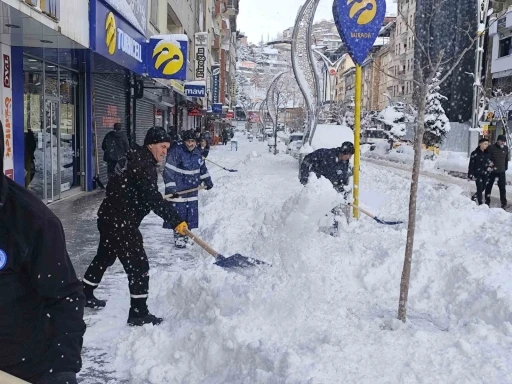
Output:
top-left (24, 128), bottom-right (37, 187)
top-left (199, 136), bottom-right (210, 158)
top-left (82, 127), bottom-right (188, 326)
top-left (299, 142), bottom-right (354, 234)
top-left (222, 128), bottom-right (229, 145)
top-left (0, 121), bottom-right (86, 384)
top-left (468, 138), bottom-right (494, 205)
top-left (163, 130), bottom-right (213, 248)
top-left (101, 122), bottom-right (130, 178)
top-left (485, 135), bottom-right (509, 208)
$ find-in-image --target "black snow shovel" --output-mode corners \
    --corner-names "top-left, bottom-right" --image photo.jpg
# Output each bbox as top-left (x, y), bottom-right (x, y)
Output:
top-left (350, 204), bottom-right (404, 226)
top-left (205, 158), bottom-right (238, 172)
top-left (183, 228), bottom-right (268, 268)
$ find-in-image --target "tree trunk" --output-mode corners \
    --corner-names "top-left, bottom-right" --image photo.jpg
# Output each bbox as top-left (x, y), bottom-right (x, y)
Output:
top-left (398, 89), bottom-right (427, 323)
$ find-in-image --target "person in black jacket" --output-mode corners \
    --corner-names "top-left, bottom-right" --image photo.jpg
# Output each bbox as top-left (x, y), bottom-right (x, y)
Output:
top-left (199, 136), bottom-right (210, 158)
top-left (485, 135), bottom-right (509, 208)
top-left (300, 142), bottom-right (354, 194)
top-left (82, 127), bottom-right (188, 326)
top-left (468, 138), bottom-right (494, 205)
top-left (0, 121), bottom-right (86, 384)
top-left (300, 142), bottom-right (354, 235)
top-left (102, 123), bottom-right (130, 178)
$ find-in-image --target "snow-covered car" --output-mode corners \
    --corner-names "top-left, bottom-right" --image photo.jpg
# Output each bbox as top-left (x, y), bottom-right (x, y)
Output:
top-left (362, 129), bottom-right (388, 150)
top-left (286, 133), bottom-right (304, 145)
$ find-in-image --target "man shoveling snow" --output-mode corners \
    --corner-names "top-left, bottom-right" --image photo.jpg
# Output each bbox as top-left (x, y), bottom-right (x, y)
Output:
top-left (299, 142), bottom-right (354, 234)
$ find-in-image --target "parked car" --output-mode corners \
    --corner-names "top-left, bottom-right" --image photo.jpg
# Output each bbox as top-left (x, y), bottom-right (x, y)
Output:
top-left (287, 140), bottom-right (303, 158)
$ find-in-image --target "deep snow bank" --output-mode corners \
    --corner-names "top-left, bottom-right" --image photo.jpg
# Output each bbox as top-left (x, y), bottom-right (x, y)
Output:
top-left (83, 135), bottom-right (512, 383)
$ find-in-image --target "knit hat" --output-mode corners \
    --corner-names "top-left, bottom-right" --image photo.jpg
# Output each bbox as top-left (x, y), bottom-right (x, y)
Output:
top-left (144, 127), bottom-right (171, 146)
top-left (340, 141), bottom-right (355, 155)
top-left (181, 130), bottom-right (196, 141)
top-left (497, 135), bottom-right (507, 142)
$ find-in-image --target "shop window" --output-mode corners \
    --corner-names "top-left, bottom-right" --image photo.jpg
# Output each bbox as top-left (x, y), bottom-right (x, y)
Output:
top-left (499, 37), bottom-right (512, 58)
top-left (150, 0), bottom-right (159, 30)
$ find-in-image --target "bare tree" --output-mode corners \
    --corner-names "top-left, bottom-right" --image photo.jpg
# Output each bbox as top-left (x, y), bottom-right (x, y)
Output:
top-left (380, 1), bottom-right (487, 322)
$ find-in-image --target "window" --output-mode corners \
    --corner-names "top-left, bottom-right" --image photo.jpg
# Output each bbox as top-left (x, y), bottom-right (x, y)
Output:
top-left (150, 0), bottom-right (159, 29)
top-left (499, 37), bottom-right (512, 58)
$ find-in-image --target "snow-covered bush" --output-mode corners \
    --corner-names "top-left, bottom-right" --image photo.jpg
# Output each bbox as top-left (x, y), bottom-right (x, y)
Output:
top-left (423, 72), bottom-right (451, 147)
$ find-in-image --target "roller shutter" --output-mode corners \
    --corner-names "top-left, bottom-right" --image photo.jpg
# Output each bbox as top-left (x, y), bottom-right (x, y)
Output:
top-left (93, 73), bottom-right (128, 183)
top-left (135, 98), bottom-right (154, 146)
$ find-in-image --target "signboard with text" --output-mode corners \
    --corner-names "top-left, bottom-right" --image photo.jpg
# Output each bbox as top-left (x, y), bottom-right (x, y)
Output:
top-left (194, 32), bottom-right (208, 81)
top-left (104, 0), bottom-right (147, 36)
top-left (185, 81), bottom-right (206, 98)
top-left (92, 0), bottom-right (146, 74)
top-left (212, 64), bottom-right (220, 104)
top-left (147, 35), bottom-right (188, 80)
top-left (1, 44), bottom-right (13, 179)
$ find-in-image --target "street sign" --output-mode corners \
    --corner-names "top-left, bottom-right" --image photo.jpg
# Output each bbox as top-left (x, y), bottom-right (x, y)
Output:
top-left (332, 0), bottom-right (386, 65)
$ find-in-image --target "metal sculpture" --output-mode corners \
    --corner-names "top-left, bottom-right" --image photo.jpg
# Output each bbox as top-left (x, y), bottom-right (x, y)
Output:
top-left (291, 0), bottom-right (322, 145)
top-left (266, 72), bottom-right (287, 130)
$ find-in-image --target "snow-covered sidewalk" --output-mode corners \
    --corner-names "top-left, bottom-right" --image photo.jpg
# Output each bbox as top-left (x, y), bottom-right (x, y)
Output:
top-left (79, 132), bottom-right (512, 383)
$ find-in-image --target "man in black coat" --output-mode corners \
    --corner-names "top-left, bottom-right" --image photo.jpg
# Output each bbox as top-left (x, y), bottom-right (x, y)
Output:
top-left (300, 142), bottom-right (355, 235)
top-left (468, 138), bottom-right (493, 205)
top-left (485, 135), bottom-right (509, 208)
top-left (83, 127), bottom-right (188, 326)
top-left (300, 141), bottom-right (354, 195)
top-left (0, 121), bottom-right (86, 383)
top-left (102, 122), bottom-right (130, 178)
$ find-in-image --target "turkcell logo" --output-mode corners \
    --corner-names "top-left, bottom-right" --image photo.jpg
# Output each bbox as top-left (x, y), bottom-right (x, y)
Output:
top-left (0, 249), bottom-right (7, 270)
top-left (105, 12), bottom-right (143, 63)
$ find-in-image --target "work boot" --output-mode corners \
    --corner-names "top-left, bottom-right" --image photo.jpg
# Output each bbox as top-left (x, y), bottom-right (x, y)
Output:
top-left (127, 297), bottom-right (163, 326)
top-left (82, 282), bottom-right (106, 309)
top-left (502, 203), bottom-right (509, 210)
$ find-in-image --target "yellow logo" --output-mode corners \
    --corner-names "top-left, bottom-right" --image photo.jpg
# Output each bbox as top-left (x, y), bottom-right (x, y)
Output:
top-left (348, 0), bottom-right (377, 25)
top-left (105, 12), bottom-right (117, 55)
top-left (153, 42), bottom-right (184, 76)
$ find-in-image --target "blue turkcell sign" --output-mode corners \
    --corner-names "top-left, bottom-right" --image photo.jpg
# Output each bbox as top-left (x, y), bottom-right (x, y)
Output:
top-left (147, 37), bottom-right (188, 80)
top-left (333, 0), bottom-right (386, 65)
top-left (91, 0), bottom-right (146, 75)
top-left (185, 83), bottom-right (206, 97)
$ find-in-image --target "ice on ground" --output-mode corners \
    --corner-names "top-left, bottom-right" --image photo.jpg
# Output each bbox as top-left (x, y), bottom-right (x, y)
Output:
top-left (82, 129), bottom-right (512, 384)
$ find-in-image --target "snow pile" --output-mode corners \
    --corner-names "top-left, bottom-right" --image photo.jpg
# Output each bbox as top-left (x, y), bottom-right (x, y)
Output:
top-left (310, 123), bottom-right (354, 150)
top-left (82, 133), bottom-right (512, 383)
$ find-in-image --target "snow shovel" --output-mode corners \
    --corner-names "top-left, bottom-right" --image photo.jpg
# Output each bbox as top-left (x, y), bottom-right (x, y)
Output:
top-left (0, 370), bottom-right (30, 383)
top-left (183, 228), bottom-right (268, 268)
top-left (350, 204), bottom-right (404, 226)
top-left (205, 158), bottom-right (238, 172)
top-left (163, 186), bottom-right (205, 200)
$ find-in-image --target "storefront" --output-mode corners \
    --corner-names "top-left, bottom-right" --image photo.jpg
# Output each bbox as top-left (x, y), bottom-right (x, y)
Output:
top-left (89, 0), bottom-right (179, 186)
top-left (0, 0), bottom-right (89, 203)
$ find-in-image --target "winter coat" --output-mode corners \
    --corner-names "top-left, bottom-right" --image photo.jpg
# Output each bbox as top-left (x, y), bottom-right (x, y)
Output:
top-left (98, 145), bottom-right (183, 229)
top-left (468, 148), bottom-right (493, 178)
top-left (487, 143), bottom-right (509, 173)
top-left (299, 148), bottom-right (352, 192)
top-left (102, 130), bottom-right (130, 162)
top-left (0, 176), bottom-right (86, 381)
top-left (163, 143), bottom-right (213, 199)
top-left (200, 144), bottom-right (210, 158)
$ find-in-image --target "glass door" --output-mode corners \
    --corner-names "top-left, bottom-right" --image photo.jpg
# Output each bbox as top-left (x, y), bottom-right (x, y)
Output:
top-left (44, 97), bottom-right (61, 202)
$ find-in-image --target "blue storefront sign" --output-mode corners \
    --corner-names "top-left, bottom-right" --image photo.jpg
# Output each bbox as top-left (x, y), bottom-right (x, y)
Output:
top-left (147, 36), bottom-right (188, 80)
top-left (212, 64), bottom-right (220, 104)
top-left (212, 103), bottom-right (223, 114)
top-left (90, 0), bottom-right (146, 74)
top-left (184, 82), bottom-right (206, 97)
top-left (333, 0), bottom-right (386, 65)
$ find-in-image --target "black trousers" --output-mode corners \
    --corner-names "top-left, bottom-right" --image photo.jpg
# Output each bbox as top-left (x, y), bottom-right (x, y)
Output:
top-left (473, 175), bottom-right (488, 205)
top-left (106, 161), bottom-right (117, 178)
top-left (83, 219), bottom-right (149, 299)
top-left (485, 172), bottom-right (507, 206)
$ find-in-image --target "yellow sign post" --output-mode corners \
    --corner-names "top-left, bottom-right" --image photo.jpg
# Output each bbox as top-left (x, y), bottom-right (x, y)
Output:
top-left (353, 65), bottom-right (362, 219)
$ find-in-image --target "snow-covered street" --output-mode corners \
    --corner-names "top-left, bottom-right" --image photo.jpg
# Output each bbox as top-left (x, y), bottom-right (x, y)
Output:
top-left (72, 131), bottom-right (512, 383)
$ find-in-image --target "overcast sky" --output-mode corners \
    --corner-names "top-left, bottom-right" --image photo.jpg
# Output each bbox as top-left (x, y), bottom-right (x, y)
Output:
top-left (238, 0), bottom-right (397, 44)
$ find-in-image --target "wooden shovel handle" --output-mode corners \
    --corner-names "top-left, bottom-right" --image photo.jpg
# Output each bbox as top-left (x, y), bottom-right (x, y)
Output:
top-left (0, 370), bottom-right (30, 383)
top-left (349, 203), bottom-right (375, 219)
top-left (183, 228), bottom-right (220, 259)
top-left (163, 185), bottom-right (205, 199)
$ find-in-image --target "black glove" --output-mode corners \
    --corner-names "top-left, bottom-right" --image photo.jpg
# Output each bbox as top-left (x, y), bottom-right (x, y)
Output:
top-left (205, 184), bottom-right (213, 190)
top-left (38, 372), bottom-right (78, 384)
top-left (300, 178), bottom-right (308, 186)
top-left (171, 193), bottom-right (180, 198)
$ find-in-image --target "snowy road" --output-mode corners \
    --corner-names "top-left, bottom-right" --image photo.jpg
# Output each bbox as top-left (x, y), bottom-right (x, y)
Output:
top-left (52, 131), bottom-right (512, 383)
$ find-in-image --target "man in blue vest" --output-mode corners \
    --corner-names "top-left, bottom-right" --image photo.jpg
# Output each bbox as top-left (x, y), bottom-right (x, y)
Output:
top-left (163, 130), bottom-right (214, 248)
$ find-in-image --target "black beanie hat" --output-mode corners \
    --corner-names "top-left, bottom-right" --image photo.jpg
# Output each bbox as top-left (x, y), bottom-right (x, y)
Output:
top-left (497, 135), bottom-right (507, 142)
top-left (181, 130), bottom-right (195, 141)
top-left (340, 141), bottom-right (355, 155)
top-left (144, 127), bottom-right (171, 146)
